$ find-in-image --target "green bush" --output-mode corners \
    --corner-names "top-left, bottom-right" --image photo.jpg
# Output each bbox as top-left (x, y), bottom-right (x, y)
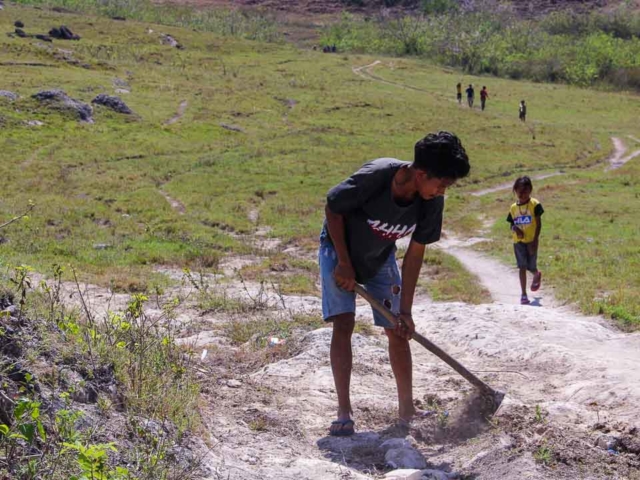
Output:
top-left (321, 6), bottom-right (640, 91)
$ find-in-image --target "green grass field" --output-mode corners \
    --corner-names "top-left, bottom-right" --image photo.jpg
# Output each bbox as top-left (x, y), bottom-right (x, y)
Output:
top-left (1, 4), bottom-right (638, 324)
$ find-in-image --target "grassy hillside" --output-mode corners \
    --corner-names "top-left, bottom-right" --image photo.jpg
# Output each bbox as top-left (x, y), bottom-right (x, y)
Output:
top-left (0, 4), bottom-right (638, 324)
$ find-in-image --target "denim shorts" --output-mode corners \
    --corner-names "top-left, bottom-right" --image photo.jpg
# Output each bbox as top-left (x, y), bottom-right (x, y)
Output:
top-left (514, 242), bottom-right (538, 273)
top-left (319, 240), bottom-right (401, 328)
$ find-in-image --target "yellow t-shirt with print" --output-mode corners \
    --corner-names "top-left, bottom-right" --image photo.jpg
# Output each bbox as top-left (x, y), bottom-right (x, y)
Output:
top-left (508, 198), bottom-right (544, 243)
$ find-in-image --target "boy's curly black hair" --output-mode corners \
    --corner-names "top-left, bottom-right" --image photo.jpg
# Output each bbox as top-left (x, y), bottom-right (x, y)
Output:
top-left (414, 131), bottom-right (470, 180)
top-left (513, 176), bottom-right (533, 192)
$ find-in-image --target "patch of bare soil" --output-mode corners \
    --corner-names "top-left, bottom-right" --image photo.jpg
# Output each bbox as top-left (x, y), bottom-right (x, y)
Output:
top-left (26, 236), bottom-right (640, 479)
top-left (191, 288), bottom-right (640, 479)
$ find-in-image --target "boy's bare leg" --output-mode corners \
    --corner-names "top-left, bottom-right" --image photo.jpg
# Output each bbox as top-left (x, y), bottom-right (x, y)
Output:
top-left (386, 329), bottom-right (415, 421)
top-left (519, 268), bottom-right (527, 295)
top-left (330, 313), bottom-right (355, 434)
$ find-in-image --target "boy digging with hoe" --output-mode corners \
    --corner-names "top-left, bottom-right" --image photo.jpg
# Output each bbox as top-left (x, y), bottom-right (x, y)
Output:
top-left (320, 132), bottom-right (470, 436)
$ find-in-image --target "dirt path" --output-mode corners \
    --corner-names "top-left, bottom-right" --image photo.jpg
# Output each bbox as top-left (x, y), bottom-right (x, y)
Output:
top-left (165, 99), bottom-right (188, 125)
top-left (436, 236), bottom-right (560, 308)
top-left (159, 189), bottom-right (186, 214)
top-left (470, 172), bottom-right (563, 197)
top-left (200, 280), bottom-right (640, 479)
top-left (353, 61), bottom-right (432, 94)
top-left (30, 241), bottom-right (640, 479)
top-left (606, 136), bottom-right (640, 170)
top-left (353, 61), bottom-right (640, 172)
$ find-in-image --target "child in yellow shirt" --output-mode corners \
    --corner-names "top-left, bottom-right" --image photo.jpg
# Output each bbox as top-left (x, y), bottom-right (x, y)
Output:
top-left (507, 176), bottom-right (543, 305)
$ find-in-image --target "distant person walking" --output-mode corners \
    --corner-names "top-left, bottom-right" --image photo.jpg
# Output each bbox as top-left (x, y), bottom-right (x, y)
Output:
top-left (519, 100), bottom-right (527, 122)
top-left (480, 86), bottom-right (489, 111)
top-left (507, 176), bottom-right (543, 305)
top-left (456, 82), bottom-right (462, 105)
top-left (465, 84), bottom-right (474, 108)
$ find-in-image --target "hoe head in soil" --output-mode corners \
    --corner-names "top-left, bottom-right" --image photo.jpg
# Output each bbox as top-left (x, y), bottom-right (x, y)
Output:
top-left (354, 284), bottom-right (506, 414)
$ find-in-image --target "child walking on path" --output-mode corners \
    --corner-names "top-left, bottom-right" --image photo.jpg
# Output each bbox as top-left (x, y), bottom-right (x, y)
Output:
top-left (480, 86), bottom-right (489, 111)
top-left (466, 84), bottom-right (474, 108)
top-left (519, 100), bottom-right (527, 121)
top-left (507, 176), bottom-right (543, 305)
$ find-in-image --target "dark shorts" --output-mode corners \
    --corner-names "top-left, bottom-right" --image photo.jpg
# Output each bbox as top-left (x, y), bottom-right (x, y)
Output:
top-left (319, 240), bottom-right (400, 328)
top-left (457, 93), bottom-right (462, 100)
top-left (514, 242), bottom-right (537, 273)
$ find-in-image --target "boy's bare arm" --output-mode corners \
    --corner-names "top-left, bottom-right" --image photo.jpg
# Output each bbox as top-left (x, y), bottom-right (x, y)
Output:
top-left (399, 239), bottom-right (426, 339)
top-left (511, 224), bottom-right (524, 239)
top-left (325, 204), bottom-right (355, 291)
top-left (532, 215), bottom-right (542, 249)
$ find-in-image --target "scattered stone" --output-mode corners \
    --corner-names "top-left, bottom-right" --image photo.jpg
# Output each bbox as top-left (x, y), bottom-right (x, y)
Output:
top-left (219, 123), bottom-right (244, 133)
top-left (138, 418), bottom-right (168, 437)
top-left (380, 438), bottom-right (412, 452)
top-left (0, 291), bottom-right (14, 310)
top-left (160, 33), bottom-right (184, 49)
top-left (7, 362), bottom-right (37, 389)
top-left (14, 21), bottom-right (25, 29)
top-left (240, 454), bottom-right (259, 465)
top-left (0, 90), bottom-right (18, 101)
top-left (114, 88), bottom-right (130, 95)
top-left (227, 379), bottom-right (242, 388)
top-left (0, 324), bottom-right (22, 357)
top-left (463, 449), bottom-right (491, 469)
top-left (1, 305), bottom-right (17, 315)
top-left (595, 434), bottom-right (620, 451)
top-left (422, 469), bottom-right (456, 480)
top-left (32, 90), bottom-right (93, 123)
top-left (71, 382), bottom-right (98, 404)
top-left (385, 448), bottom-right (427, 470)
top-left (15, 28), bottom-right (28, 38)
top-left (93, 243), bottom-right (112, 250)
top-left (166, 445), bottom-right (196, 470)
top-left (384, 469), bottom-right (422, 480)
top-left (49, 25), bottom-right (80, 41)
top-left (113, 78), bottom-right (130, 88)
top-left (26, 120), bottom-right (44, 127)
top-left (499, 433), bottom-right (516, 449)
top-left (275, 97), bottom-right (297, 109)
top-left (619, 434), bottom-right (640, 454)
top-left (92, 94), bottom-right (133, 115)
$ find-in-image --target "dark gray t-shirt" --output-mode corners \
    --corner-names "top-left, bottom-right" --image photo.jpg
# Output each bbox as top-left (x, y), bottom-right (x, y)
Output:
top-left (321, 158), bottom-right (444, 283)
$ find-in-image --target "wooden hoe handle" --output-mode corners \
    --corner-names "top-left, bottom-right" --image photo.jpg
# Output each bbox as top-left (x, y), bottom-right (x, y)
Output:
top-left (353, 284), bottom-right (498, 397)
